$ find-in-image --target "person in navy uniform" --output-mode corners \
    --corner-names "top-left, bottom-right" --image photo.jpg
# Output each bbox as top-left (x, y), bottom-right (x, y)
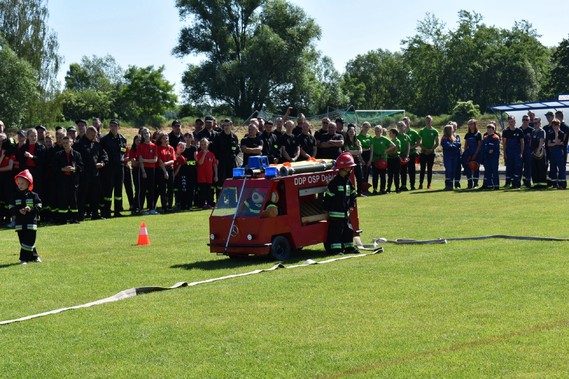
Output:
top-left (482, 124), bottom-right (501, 189)
top-left (441, 125), bottom-right (461, 191)
top-left (462, 119), bottom-right (482, 189)
top-left (502, 116), bottom-right (524, 189)
top-left (10, 169), bottom-right (42, 264)
top-left (546, 118), bottom-right (566, 189)
top-left (323, 152), bottom-right (358, 255)
top-left (519, 115), bottom-right (534, 188)
top-left (530, 117), bottom-right (547, 189)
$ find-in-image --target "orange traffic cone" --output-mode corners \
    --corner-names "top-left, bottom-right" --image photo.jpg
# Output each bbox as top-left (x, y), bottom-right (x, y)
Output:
top-left (137, 222), bottom-right (151, 245)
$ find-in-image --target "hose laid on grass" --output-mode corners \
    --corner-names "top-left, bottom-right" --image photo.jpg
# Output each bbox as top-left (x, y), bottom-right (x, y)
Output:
top-left (0, 248), bottom-right (383, 326)
top-left (376, 235), bottom-right (569, 245)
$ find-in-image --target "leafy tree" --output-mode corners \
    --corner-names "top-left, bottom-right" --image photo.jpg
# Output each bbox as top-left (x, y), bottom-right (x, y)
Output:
top-left (0, 0), bottom-right (61, 92)
top-left (343, 49), bottom-right (412, 110)
top-left (0, 37), bottom-right (39, 127)
top-left (545, 36), bottom-right (569, 99)
top-left (451, 100), bottom-right (481, 124)
top-left (58, 89), bottom-right (114, 122)
top-left (173, 0), bottom-right (321, 118)
top-left (116, 65), bottom-right (177, 127)
top-left (65, 55), bottom-right (124, 93)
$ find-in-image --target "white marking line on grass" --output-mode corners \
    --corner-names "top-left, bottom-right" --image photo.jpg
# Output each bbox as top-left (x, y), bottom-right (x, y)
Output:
top-left (0, 249), bottom-right (382, 326)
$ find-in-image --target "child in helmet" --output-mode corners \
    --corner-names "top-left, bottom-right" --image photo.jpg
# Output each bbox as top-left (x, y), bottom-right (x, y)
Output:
top-left (323, 152), bottom-right (358, 255)
top-left (9, 169), bottom-right (42, 264)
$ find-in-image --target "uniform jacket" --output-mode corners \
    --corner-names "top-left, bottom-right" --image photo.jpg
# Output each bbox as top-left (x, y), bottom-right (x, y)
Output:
top-left (75, 136), bottom-right (108, 177)
top-left (323, 174), bottom-right (356, 219)
top-left (10, 189), bottom-right (42, 230)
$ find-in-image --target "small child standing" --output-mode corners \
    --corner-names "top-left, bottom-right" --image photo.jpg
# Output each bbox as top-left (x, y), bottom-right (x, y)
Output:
top-left (323, 152), bottom-right (359, 255)
top-left (196, 138), bottom-right (218, 210)
top-left (10, 169), bottom-right (42, 264)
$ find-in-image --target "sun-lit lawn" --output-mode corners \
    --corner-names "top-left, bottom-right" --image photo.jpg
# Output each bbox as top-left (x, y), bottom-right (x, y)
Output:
top-left (1, 176), bottom-right (568, 377)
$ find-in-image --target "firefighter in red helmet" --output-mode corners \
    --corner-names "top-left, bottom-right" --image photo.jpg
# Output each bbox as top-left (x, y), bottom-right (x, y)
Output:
top-left (323, 152), bottom-right (359, 255)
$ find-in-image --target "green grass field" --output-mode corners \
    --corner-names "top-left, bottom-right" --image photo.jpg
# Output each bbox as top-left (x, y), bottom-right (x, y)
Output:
top-left (1, 176), bottom-right (568, 378)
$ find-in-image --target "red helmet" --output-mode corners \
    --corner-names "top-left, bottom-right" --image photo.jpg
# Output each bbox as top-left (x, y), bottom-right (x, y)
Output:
top-left (374, 159), bottom-right (388, 170)
top-left (468, 161), bottom-right (480, 171)
top-left (400, 157), bottom-right (410, 166)
top-left (335, 152), bottom-right (357, 170)
top-left (15, 169), bottom-right (34, 191)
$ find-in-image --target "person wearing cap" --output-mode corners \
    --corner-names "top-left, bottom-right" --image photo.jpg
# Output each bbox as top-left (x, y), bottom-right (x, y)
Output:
top-left (99, 119), bottom-right (127, 217)
top-left (260, 120), bottom-right (280, 164)
top-left (546, 118), bottom-right (566, 189)
top-left (323, 152), bottom-right (358, 255)
top-left (530, 117), bottom-right (547, 189)
top-left (212, 119), bottom-right (240, 196)
top-left (75, 119), bottom-right (88, 141)
top-left (168, 120), bottom-right (184, 148)
top-left (481, 124), bottom-right (501, 189)
top-left (196, 116), bottom-right (218, 142)
top-left (418, 115), bottom-right (439, 190)
top-left (502, 115), bottom-right (524, 189)
top-left (75, 126), bottom-right (108, 220)
top-left (35, 125), bottom-right (47, 145)
top-left (10, 169), bottom-right (42, 264)
top-left (67, 126), bottom-right (77, 141)
top-left (192, 118), bottom-right (204, 142)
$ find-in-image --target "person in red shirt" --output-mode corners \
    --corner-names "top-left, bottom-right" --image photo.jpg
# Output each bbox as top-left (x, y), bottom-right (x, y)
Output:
top-left (196, 138), bottom-right (218, 210)
top-left (156, 132), bottom-right (176, 213)
top-left (136, 128), bottom-right (159, 215)
top-left (127, 134), bottom-right (141, 214)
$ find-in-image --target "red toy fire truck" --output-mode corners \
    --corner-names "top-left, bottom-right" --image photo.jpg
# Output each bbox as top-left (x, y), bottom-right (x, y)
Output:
top-left (208, 156), bottom-right (360, 260)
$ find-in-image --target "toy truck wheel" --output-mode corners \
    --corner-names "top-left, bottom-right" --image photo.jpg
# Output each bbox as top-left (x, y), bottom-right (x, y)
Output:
top-left (270, 236), bottom-right (292, 260)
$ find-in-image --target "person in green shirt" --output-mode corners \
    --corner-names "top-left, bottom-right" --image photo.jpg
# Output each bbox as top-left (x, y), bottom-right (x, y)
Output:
top-left (403, 117), bottom-right (420, 190)
top-left (368, 125), bottom-right (396, 194)
top-left (357, 122), bottom-right (372, 190)
top-left (418, 115), bottom-right (440, 189)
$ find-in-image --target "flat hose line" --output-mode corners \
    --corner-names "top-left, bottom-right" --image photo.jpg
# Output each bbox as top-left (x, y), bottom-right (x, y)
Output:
top-left (376, 235), bottom-right (569, 245)
top-left (0, 246), bottom-right (383, 326)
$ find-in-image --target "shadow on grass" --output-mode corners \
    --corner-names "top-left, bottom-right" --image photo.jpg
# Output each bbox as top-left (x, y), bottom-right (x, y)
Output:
top-left (171, 248), bottom-right (329, 271)
top-left (0, 262), bottom-right (22, 269)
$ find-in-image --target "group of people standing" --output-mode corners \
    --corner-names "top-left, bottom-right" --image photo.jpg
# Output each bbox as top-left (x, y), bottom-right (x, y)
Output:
top-left (441, 110), bottom-right (568, 191)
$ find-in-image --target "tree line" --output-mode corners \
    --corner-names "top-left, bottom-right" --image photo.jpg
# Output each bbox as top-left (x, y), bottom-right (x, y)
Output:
top-left (1, 0), bottom-right (568, 129)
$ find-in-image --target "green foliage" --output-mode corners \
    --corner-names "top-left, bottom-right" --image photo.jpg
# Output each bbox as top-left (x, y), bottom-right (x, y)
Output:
top-left (451, 100), bottom-right (481, 124)
top-left (115, 65), bottom-right (177, 127)
top-left (174, 0), bottom-right (322, 118)
top-left (545, 36), bottom-right (569, 98)
top-left (58, 89), bottom-right (115, 121)
top-left (0, 37), bottom-right (39, 128)
top-left (64, 55), bottom-right (124, 93)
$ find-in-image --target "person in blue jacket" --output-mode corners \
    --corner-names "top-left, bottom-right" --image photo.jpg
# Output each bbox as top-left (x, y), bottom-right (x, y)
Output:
top-left (546, 118), bottom-right (566, 189)
top-left (462, 119), bottom-right (482, 189)
top-left (482, 124), bottom-right (501, 189)
top-left (441, 124), bottom-right (461, 191)
top-left (520, 115), bottom-right (534, 188)
top-left (502, 116), bottom-right (524, 189)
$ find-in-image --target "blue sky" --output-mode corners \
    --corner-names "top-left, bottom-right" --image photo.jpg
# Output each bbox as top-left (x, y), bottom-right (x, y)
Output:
top-left (48, 0), bottom-right (569, 97)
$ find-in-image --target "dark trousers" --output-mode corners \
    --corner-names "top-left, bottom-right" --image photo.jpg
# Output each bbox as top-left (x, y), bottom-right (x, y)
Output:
top-left (56, 176), bottom-right (79, 222)
top-left (136, 167), bottom-right (155, 211)
top-left (102, 165), bottom-right (124, 215)
top-left (18, 229), bottom-right (39, 262)
top-left (505, 151), bottom-right (522, 187)
top-left (483, 157), bottom-right (500, 189)
top-left (419, 153), bottom-right (435, 186)
top-left (197, 182), bottom-right (214, 207)
top-left (522, 153), bottom-right (532, 187)
top-left (327, 217), bottom-right (355, 254)
top-left (531, 155), bottom-right (547, 187)
top-left (361, 151), bottom-right (371, 183)
top-left (157, 167), bottom-right (175, 211)
top-left (387, 157), bottom-right (400, 192)
top-left (371, 166), bottom-right (386, 192)
top-left (78, 175), bottom-right (102, 218)
top-left (176, 171), bottom-right (196, 210)
top-left (408, 153), bottom-right (418, 189)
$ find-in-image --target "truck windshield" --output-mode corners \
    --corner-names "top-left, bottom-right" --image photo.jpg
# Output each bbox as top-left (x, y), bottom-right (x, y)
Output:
top-left (212, 186), bottom-right (270, 218)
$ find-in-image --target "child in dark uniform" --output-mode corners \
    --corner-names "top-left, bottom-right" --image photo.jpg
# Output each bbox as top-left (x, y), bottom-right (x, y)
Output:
top-left (10, 169), bottom-right (42, 264)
